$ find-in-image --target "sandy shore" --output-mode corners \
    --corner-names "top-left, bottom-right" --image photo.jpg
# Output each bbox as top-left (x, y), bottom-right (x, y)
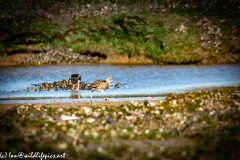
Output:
top-left (1, 85), bottom-right (239, 111)
top-left (0, 100), bottom-right (162, 111)
top-left (0, 101), bottom-right (129, 109)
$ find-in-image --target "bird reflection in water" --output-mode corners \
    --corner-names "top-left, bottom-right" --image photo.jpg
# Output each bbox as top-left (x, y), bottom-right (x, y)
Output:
top-left (70, 91), bottom-right (82, 99)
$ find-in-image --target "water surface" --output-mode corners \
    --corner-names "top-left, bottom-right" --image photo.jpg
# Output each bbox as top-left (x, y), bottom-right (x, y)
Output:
top-left (0, 64), bottom-right (239, 103)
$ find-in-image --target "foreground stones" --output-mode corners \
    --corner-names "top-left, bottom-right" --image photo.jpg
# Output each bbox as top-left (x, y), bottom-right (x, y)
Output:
top-left (0, 87), bottom-right (240, 159)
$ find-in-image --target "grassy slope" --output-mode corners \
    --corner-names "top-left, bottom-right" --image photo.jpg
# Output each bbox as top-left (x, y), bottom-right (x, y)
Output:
top-left (0, 0), bottom-right (239, 64)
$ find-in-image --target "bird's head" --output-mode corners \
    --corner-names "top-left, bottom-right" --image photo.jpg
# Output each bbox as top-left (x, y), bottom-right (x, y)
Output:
top-left (105, 77), bottom-right (115, 83)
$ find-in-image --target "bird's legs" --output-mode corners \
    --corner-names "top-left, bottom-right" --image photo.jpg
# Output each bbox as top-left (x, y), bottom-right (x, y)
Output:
top-left (101, 91), bottom-right (104, 98)
top-left (72, 84), bottom-right (75, 91)
top-left (102, 91), bottom-right (109, 100)
top-left (90, 90), bottom-right (93, 102)
top-left (77, 82), bottom-right (80, 90)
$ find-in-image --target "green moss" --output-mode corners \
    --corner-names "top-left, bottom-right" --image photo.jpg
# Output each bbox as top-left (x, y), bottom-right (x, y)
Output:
top-left (143, 100), bottom-right (149, 106)
top-left (85, 152), bottom-right (112, 160)
top-left (109, 143), bottom-right (130, 156)
top-left (1, 0), bottom-right (239, 65)
top-left (187, 101), bottom-right (201, 112)
top-left (0, 11), bottom-right (203, 64)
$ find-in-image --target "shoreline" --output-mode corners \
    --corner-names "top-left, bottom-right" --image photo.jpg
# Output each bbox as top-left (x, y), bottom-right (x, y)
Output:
top-left (0, 53), bottom-right (239, 67)
top-left (1, 85), bottom-right (239, 110)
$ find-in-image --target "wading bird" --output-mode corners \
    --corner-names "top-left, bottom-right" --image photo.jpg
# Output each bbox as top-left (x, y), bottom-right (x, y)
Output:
top-left (69, 74), bottom-right (81, 91)
top-left (88, 77), bottom-right (115, 102)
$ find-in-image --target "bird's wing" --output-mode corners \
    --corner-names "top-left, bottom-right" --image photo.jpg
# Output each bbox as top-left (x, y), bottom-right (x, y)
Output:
top-left (89, 80), bottom-right (106, 89)
top-left (98, 81), bottom-right (109, 90)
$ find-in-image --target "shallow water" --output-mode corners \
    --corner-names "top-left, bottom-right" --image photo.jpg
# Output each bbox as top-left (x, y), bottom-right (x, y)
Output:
top-left (0, 64), bottom-right (240, 103)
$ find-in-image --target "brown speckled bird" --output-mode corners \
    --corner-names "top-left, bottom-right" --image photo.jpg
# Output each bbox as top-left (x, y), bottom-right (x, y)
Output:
top-left (88, 77), bottom-right (115, 102)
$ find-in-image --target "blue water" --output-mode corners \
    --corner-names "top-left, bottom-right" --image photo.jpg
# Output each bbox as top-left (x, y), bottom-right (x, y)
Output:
top-left (0, 64), bottom-right (240, 103)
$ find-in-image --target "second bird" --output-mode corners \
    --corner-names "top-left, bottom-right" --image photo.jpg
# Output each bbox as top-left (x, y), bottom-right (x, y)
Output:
top-left (88, 77), bottom-right (115, 102)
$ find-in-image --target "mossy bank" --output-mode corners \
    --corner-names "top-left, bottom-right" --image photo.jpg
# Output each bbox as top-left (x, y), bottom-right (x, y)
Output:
top-left (0, 0), bottom-right (240, 65)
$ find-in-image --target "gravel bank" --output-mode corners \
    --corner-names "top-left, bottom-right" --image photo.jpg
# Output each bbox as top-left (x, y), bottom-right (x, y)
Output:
top-left (1, 87), bottom-right (240, 159)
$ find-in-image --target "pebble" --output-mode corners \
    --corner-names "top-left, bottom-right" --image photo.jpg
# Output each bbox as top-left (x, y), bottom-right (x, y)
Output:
top-left (197, 17), bottom-right (223, 50)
